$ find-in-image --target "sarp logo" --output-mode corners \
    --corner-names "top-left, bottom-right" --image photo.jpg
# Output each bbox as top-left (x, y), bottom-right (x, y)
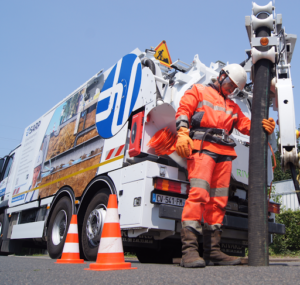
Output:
top-left (96, 53), bottom-right (142, 138)
top-left (26, 121), bottom-right (41, 136)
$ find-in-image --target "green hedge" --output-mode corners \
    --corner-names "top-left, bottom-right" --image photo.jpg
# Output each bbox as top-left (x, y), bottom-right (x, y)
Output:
top-left (270, 209), bottom-right (300, 255)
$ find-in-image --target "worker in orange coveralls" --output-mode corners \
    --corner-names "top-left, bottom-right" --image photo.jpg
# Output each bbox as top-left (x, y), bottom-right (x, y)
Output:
top-left (175, 64), bottom-right (275, 268)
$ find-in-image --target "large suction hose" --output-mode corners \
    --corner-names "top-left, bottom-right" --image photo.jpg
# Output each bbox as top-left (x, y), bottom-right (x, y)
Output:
top-left (248, 12), bottom-right (272, 267)
top-left (148, 127), bottom-right (187, 168)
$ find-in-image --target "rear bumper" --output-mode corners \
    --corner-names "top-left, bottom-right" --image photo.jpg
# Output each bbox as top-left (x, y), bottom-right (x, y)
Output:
top-left (158, 204), bottom-right (285, 235)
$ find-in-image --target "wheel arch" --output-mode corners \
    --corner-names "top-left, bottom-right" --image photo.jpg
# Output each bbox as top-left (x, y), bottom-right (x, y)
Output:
top-left (77, 175), bottom-right (116, 227)
top-left (44, 186), bottom-right (75, 237)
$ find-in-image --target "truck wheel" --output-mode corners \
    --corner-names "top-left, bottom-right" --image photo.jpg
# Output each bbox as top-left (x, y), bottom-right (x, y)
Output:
top-left (0, 213), bottom-right (9, 256)
top-left (47, 197), bottom-right (72, 259)
top-left (0, 213), bottom-right (3, 245)
top-left (81, 191), bottom-right (109, 261)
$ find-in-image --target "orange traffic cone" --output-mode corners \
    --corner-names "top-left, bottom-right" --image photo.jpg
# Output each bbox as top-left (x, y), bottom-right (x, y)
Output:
top-left (56, 214), bottom-right (84, 264)
top-left (85, 194), bottom-right (137, 271)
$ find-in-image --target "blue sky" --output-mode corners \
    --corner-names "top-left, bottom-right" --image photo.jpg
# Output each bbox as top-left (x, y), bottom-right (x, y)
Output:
top-left (0, 0), bottom-right (299, 157)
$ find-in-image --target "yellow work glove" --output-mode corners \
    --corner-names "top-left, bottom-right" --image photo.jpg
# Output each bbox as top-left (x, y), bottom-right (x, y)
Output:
top-left (262, 117), bottom-right (275, 135)
top-left (176, 127), bottom-right (194, 158)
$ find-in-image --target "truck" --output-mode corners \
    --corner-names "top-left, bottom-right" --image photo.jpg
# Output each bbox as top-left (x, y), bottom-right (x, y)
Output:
top-left (0, 2), bottom-right (294, 263)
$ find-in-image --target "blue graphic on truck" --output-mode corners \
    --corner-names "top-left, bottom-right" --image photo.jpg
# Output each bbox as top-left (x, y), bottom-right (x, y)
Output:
top-left (96, 53), bottom-right (142, 139)
top-left (0, 188), bottom-right (5, 197)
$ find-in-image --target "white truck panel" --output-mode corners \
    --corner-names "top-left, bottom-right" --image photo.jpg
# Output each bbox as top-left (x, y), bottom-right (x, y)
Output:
top-left (40, 196), bottom-right (54, 206)
top-left (97, 122), bottom-right (128, 175)
top-left (231, 138), bottom-right (249, 185)
top-left (119, 180), bottom-right (143, 226)
top-left (117, 161), bottom-right (177, 231)
top-left (121, 162), bottom-right (146, 184)
top-left (9, 112), bottom-right (54, 207)
top-left (135, 67), bottom-right (156, 111)
top-left (277, 78), bottom-right (297, 147)
top-left (7, 200), bottom-right (39, 214)
top-left (11, 221), bottom-right (44, 239)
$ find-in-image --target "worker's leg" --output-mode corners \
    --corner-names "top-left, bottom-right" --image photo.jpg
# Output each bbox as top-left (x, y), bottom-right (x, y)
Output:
top-left (182, 151), bottom-right (216, 231)
top-left (180, 151), bottom-right (216, 268)
top-left (203, 156), bottom-right (231, 226)
top-left (202, 156), bottom-right (241, 265)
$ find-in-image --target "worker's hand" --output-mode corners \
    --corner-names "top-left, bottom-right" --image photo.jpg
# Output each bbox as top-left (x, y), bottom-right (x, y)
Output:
top-left (176, 127), bottom-right (194, 158)
top-left (262, 118), bottom-right (275, 135)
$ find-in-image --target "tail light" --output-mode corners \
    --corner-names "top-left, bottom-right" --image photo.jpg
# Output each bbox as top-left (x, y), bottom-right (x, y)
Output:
top-left (268, 201), bottom-right (280, 214)
top-left (153, 177), bottom-right (190, 195)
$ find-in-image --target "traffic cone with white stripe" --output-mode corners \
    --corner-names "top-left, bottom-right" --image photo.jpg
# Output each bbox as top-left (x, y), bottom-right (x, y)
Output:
top-left (55, 215), bottom-right (84, 264)
top-left (85, 194), bottom-right (137, 271)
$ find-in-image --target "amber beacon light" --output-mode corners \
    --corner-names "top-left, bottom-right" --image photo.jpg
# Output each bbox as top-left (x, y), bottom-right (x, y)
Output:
top-left (260, 37), bottom-right (269, 46)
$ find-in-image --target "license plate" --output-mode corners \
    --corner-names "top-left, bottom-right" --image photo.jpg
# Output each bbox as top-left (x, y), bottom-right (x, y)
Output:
top-left (151, 193), bottom-right (186, 206)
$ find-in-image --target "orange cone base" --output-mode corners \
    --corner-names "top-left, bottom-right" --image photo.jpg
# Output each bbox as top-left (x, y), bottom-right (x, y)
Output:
top-left (85, 262), bottom-right (137, 271)
top-left (55, 259), bottom-right (85, 264)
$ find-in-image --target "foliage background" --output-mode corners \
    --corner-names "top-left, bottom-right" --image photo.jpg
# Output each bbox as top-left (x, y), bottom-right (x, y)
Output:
top-left (269, 128), bottom-right (300, 255)
top-left (270, 210), bottom-right (300, 255)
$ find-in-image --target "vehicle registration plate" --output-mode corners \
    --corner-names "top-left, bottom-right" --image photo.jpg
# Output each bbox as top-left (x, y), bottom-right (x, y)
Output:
top-left (151, 193), bottom-right (186, 207)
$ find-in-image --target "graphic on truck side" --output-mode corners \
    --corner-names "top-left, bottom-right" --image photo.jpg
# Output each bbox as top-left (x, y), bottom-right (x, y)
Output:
top-left (11, 52), bottom-right (143, 205)
top-left (11, 75), bottom-right (106, 204)
top-left (96, 53), bottom-right (142, 139)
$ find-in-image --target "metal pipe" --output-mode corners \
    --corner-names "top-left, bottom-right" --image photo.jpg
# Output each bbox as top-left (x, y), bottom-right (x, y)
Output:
top-left (154, 75), bottom-right (169, 86)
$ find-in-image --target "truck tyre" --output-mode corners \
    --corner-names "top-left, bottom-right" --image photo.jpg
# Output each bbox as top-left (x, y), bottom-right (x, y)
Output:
top-left (0, 213), bottom-right (9, 256)
top-left (81, 191), bottom-right (109, 261)
top-left (0, 213), bottom-right (7, 255)
top-left (0, 213), bottom-right (3, 245)
top-left (47, 196), bottom-right (72, 259)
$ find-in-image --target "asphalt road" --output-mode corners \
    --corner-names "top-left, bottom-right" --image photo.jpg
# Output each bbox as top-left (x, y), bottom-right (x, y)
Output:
top-left (1, 256), bottom-right (300, 285)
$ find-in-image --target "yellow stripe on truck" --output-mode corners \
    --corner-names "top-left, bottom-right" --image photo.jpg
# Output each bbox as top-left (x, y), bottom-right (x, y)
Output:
top-left (12, 155), bottom-right (124, 198)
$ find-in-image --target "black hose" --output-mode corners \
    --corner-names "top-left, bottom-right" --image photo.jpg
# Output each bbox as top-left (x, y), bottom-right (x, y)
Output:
top-left (142, 58), bottom-right (162, 100)
top-left (248, 12), bottom-right (272, 267)
top-left (142, 58), bottom-right (156, 75)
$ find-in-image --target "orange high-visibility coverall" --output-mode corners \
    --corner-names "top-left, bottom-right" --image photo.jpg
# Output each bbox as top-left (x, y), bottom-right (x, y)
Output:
top-left (175, 84), bottom-right (251, 231)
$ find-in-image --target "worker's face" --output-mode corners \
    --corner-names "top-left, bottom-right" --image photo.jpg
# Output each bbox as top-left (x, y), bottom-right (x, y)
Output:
top-left (220, 75), bottom-right (238, 97)
top-left (32, 165), bottom-right (41, 188)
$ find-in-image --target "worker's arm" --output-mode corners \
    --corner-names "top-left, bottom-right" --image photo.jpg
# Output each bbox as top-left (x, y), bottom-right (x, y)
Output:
top-left (233, 105), bottom-right (251, 136)
top-left (175, 85), bottom-right (203, 130)
top-left (175, 85), bottom-right (202, 157)
top-left (233, 105), bottom-right (275, 136)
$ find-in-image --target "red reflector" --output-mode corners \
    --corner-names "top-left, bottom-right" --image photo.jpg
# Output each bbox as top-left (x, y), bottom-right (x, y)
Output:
top-left (268, 201), bottom-right (280, 214)
top-left (154, 178), bottom-right (189, 195)
top-left (129, 110), bottom-right (144, 157)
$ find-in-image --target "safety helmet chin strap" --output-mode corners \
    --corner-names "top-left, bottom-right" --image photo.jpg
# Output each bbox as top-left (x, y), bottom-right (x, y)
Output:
top-left (217, 70), bottom-right (227, 98)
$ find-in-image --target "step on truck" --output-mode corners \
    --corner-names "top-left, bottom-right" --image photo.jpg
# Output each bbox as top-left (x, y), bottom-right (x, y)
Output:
top-left (0, 3), bottom-right (294, 262)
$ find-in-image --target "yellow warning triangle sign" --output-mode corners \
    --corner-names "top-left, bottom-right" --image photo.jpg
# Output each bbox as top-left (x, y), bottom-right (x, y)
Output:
top-left (154, 40), bottom-right (172, 67)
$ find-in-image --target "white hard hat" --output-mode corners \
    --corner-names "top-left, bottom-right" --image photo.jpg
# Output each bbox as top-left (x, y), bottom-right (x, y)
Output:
top-left (222, 64), bottom-right (247, 90)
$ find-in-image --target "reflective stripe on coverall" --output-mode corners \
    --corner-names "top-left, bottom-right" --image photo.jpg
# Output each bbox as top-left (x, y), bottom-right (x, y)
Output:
top-left (176, 84), bottom-right (251, 231)
top-left (182, 150), bottom-right (232, 229)
top-left (176, 84), bottom-right (251, 157)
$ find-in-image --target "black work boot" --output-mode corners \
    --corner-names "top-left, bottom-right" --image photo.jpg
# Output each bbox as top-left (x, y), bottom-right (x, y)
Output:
top-left (180, 227), bottom-right (206, 268)
top-left (203, 228), bottom-right (241, 266)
